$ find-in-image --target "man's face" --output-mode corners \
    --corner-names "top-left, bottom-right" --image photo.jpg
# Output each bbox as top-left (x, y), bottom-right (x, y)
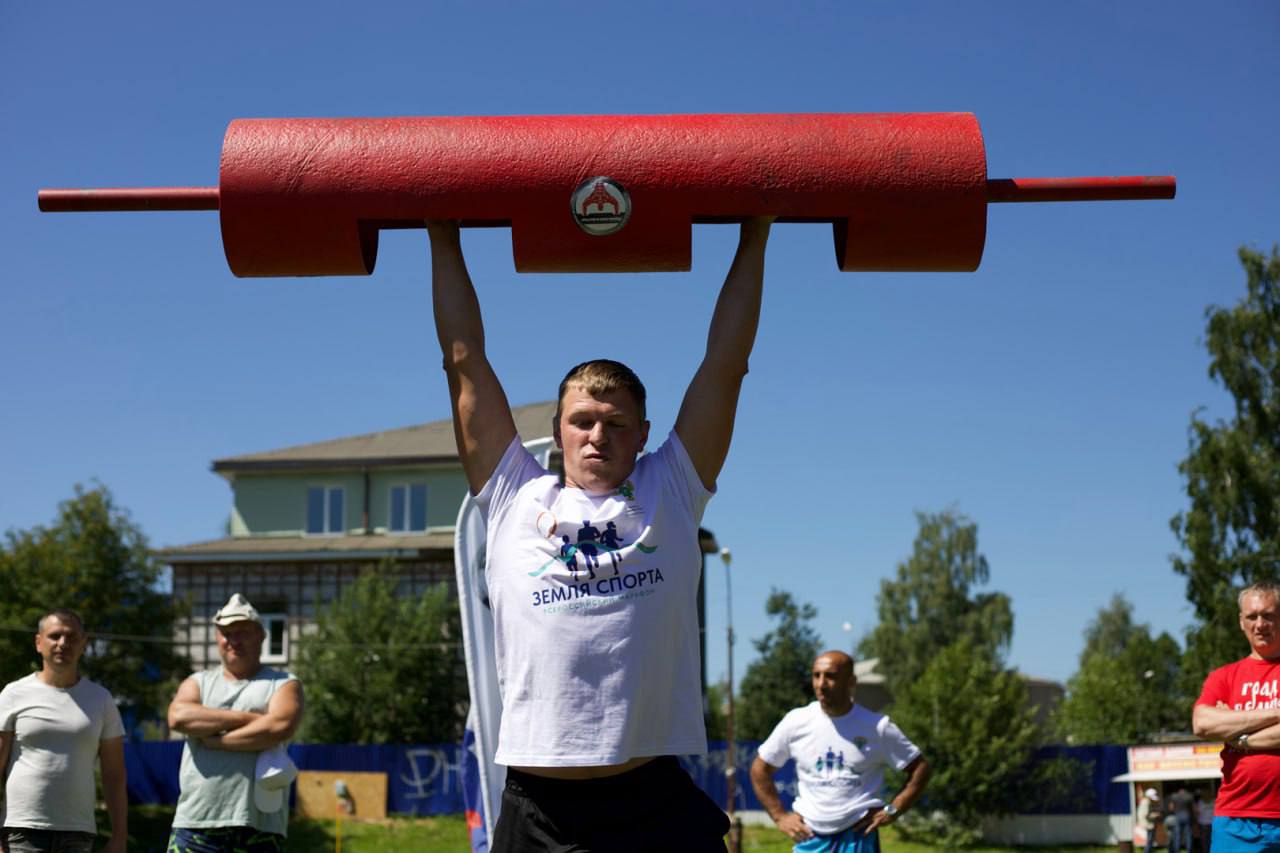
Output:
top-left (35, 616), bottom-right (86, 670)
top-left (216, 620), bottom-right (265, 669)
top-left (555, 384), bottom-right (649, 493)
top-left (812, 654), bottom-right (855, 714)
top-left (1239, 592), bottom-right (1280, 658)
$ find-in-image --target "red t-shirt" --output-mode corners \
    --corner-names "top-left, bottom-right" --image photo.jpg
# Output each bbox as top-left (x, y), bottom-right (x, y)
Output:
top-left (1197, 656), bottom-right (1280, 817)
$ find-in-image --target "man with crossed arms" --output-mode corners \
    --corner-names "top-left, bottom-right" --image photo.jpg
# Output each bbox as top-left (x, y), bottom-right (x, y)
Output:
top-left (1193, 582), bottom-right (1280, 852)
top-left (166, 594), bottom-right (303, 853)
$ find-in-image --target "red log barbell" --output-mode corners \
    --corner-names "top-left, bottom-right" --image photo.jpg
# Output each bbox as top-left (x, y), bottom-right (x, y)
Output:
top-left (38, 113), bottom-right (1174, 276)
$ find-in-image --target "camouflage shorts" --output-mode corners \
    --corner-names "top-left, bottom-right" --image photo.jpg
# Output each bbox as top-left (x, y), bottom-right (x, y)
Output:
top-left (166, 827), bottom-right (284, 853)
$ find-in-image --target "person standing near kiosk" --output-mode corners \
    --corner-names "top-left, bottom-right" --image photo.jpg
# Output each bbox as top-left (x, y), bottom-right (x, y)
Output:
top-left (1192, 582), bottom-right (1280, 852)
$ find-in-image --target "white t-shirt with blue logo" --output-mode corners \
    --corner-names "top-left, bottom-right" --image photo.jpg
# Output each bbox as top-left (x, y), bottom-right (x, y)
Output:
top-left (757, 702), bottom-right (921, 835)
top-left (476, 431), bottom-right (711, 766)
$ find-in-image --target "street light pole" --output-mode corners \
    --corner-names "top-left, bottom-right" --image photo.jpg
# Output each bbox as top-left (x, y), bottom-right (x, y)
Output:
top-left (721, 547), bottom-right (742, 853)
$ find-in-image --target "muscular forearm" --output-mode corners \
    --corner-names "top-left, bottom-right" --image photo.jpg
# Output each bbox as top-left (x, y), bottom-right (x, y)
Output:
top-left (429, 222), bottom-right (486, 366)
top-left (1193, 703), bottom-right (1280, 740)
top-left (207, 712), bottom-right (297, 751)
top-left (702, 220), bottom-right (769, 372)
top-left (170, 702), bottom-right (261, 736)
top-left (1234, 720), bottom-right (1280, 750)
top-left (99, 738), bottom-right (128, 846)
top-left (749, 761), bottom-right (788, 821)
top-left (105, 775), bottom-right (128, 840)
top-left (750, 758), bottom-right (812, 841)
top-left (892, 758), bottom-right (931, 814)
top-left (752, 773), bottom-right (783, 819)
top-left (425, 221), bottom-right (515, 492)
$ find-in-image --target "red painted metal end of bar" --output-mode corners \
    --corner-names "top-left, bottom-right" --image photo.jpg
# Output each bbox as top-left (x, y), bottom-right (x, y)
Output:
top-left (987, 176), bottom-right (1176, 203)
top-left (37, 187), bottom-right (220, 212)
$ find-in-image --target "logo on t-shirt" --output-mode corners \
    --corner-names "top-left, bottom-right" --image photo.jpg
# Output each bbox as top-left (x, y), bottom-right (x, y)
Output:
top-left (528, 516), bottom-right (653, 580)
top-left (1232, 678), bottom-right (1280, 710)
top-left (811, 746), bottom-right (861, 786)
top-left (525, 511), bottom-right (667, 612)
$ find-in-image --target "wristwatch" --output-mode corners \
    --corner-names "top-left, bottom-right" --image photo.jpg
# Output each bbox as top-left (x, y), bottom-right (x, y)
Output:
top-left (882, 803), bottom-right (900, 819)
top-left (1231, 732), bottom-right (1250, 752)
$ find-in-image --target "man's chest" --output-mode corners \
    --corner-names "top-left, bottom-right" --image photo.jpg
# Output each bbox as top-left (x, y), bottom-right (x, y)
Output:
top-left (793, 723), bottom-right (881, 784)
top-left (1220, 669), bottom-right (1280, 710)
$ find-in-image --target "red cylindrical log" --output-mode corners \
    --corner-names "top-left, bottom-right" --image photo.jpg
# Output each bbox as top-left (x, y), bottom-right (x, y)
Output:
top-left (36, 114), bottom-right (1176, 277)
top-left (216, 113), bottom-right (990, 276)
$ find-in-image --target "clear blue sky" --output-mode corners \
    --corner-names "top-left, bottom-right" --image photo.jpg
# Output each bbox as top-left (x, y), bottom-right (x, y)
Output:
top-left (2, 2), bottom-right (1277, 687)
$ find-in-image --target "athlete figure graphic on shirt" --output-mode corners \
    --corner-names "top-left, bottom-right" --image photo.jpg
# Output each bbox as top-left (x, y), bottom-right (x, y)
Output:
top-left (559, 536), bottom-right (584, 580)
top-left (601, 521), bottom-right (626, 572)
top-left (576, 521), bottom-right (602, 574)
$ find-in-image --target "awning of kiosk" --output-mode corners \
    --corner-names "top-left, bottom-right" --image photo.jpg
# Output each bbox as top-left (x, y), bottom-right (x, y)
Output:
top-left (1112, 767), bottom-right (1221, 783)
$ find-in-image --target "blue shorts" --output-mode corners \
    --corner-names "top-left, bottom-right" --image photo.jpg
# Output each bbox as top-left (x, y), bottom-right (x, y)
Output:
top-left (1212, 816), bottom-right (1280, 852)
top-left (794, 825), bottom-right (880, 853)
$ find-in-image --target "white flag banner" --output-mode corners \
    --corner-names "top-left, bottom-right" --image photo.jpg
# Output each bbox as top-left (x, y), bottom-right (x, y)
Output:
top-left (456, 437), bottom-right (555, 850)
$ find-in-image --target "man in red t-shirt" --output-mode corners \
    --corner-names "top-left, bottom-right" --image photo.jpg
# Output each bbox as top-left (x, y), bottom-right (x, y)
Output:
top-left (1193, 582), bottom-right (1280, 851)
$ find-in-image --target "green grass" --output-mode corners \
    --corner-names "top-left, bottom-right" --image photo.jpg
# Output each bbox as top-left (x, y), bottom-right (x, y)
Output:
top-left (740, 824), bottom-right (1115, 853)
top-left (106, 808), bottom-right (1114, 852)
top-left (104, 806), bottom-right (467, 852)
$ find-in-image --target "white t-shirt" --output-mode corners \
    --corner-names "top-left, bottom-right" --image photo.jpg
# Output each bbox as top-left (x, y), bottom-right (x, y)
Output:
top-left (0, 673), bottom-right (125, 833)
top-left (475, 432), bottom-right (711, 766)
top-left (758, 702), bottom-right (921, 835)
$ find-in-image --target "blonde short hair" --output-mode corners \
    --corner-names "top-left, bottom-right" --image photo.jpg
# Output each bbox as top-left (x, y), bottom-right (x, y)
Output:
top-left (555, 360), bottom-right (647, 423)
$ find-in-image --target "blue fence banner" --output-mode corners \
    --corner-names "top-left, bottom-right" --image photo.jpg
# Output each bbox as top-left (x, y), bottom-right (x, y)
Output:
top-left (124, 740), bottom-right (1129, 816)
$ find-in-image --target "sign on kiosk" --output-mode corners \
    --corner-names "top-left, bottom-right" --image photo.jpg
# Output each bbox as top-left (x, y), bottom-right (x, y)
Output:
top-left (1128, 743), bottom-right (1223, 778)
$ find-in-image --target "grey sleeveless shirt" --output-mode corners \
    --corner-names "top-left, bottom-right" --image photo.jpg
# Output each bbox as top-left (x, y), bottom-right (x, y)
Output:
top-left (172, 666), bottom-right (296, 835)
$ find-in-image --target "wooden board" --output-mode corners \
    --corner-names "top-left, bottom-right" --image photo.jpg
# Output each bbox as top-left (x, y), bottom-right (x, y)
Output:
top-left (294, 770), bottom-right (387, 820)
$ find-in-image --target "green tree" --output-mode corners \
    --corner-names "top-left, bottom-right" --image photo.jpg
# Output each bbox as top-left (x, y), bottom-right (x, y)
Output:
top-left (293, 571), bottom-right (467, 744)
top-left (704, 680), bottom-right (728, 740)
top-left (1056, 594), bottom-right (1184, 744)
top-left (0, 485), bottom-right (189, 720)
top-left (890, 639), bottom-right (1041, 846)
top-left (1172, 246), bottom-right (1280, 689)
top-left (735, 589), bottom-right (823, 740)
top-left (858, 510), bottom-right (1013, 692)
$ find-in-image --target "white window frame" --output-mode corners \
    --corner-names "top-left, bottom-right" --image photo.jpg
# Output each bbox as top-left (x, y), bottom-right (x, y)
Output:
top-left (261, 613), bottom-right (289, 664)
top-left (388, 482), bottom-right (428, 533)
top-left (305, 485), bottom-right (345, 536)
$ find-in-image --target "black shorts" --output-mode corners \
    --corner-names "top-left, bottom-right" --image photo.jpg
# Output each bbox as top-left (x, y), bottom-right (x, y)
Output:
top-left (491, 756), bottom-right (729, 853)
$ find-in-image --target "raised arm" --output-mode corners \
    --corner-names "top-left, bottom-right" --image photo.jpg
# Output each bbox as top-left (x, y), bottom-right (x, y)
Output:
top-left (202, 680), bottom-right (304, 752)
top-left (749, 755), bottom-right (813, 842)
top-left (675, 218), bottom-right (772, 490)
top-left (427, 221), bottom-right (518, 494)
top-left (168, 676), bottom-right (261, 736)
top-left (99, 735), bottom-right (128, 853)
